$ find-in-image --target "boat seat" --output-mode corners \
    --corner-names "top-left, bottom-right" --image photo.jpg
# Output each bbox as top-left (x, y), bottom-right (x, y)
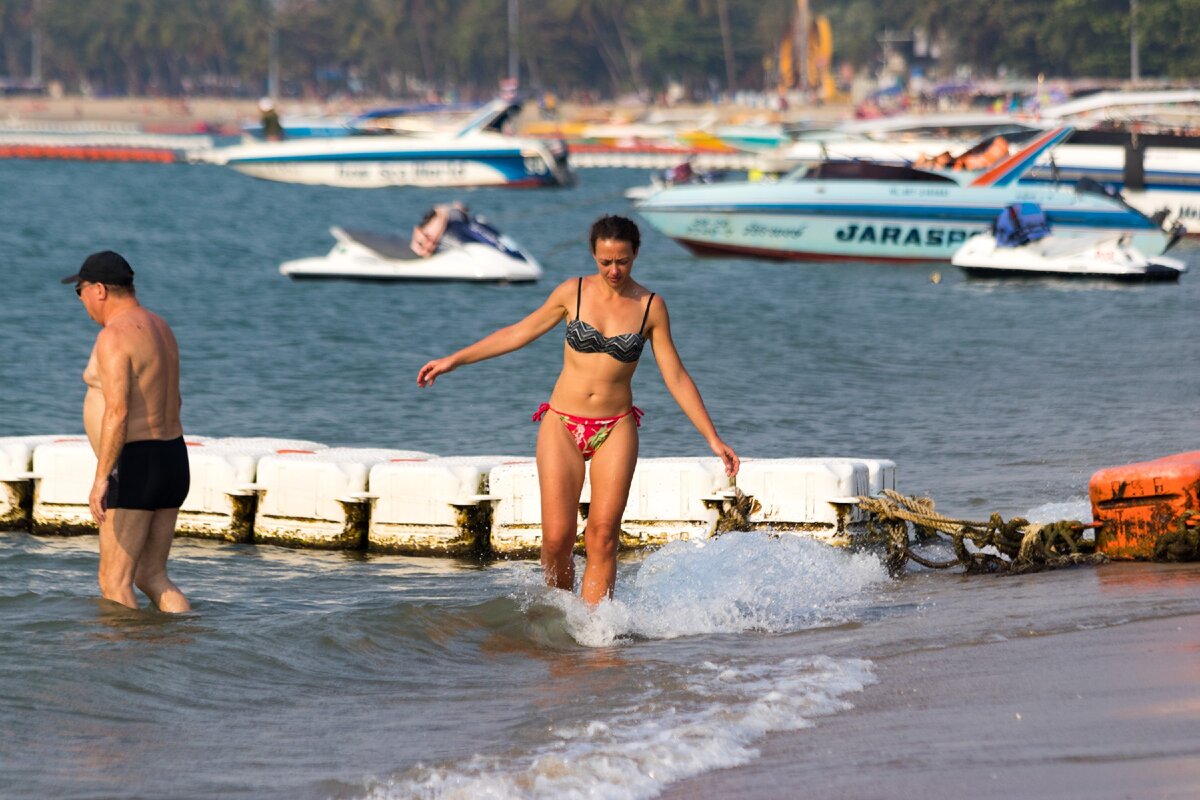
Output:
top-left (341, 228), bottom-right (423, 260)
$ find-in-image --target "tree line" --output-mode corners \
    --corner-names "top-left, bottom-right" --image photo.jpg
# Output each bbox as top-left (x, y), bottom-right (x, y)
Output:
top-left (0, 0), bottom-right (1197, 100)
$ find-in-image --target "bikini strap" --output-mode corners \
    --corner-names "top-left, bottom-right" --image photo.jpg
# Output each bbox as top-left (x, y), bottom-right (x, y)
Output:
top-left (532, 402), bottom-right (552, 422)
top-left (638, 293), bottom-right (656, 336)
top-left (575, 276), bottom-right (583, 319)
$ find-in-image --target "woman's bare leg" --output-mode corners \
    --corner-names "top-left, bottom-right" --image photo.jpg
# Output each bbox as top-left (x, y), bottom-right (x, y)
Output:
top-left (580, 417), bottom-right (638, 605)
top-left (536, 414), bottom-right (586, 591)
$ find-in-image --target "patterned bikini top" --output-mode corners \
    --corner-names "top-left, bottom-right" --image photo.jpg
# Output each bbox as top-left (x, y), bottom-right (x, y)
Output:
top-left (565, 277), bottom-right (655, 364)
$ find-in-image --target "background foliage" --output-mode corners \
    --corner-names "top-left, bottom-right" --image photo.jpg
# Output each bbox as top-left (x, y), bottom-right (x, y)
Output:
top-left (0, 0), bottom-right (1197, 98)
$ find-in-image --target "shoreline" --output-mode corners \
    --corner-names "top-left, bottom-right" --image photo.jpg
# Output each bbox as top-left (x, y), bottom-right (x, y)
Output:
top-left (664, 611), bottom-right (1200, 799)
top-left (0, 93), bottom-right (854, 135)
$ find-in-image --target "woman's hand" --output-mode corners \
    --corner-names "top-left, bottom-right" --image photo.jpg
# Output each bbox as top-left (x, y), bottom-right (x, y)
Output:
top-left (710, 438), bottom-right (739, 477)
top-left (417, 356), bottom-right (458, 387)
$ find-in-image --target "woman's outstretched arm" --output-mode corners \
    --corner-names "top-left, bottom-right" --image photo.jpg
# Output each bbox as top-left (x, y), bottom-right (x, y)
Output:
top-left (644, 297), bottom-right (740, 477)
top-left (417, 279), bottom-right (574, 387)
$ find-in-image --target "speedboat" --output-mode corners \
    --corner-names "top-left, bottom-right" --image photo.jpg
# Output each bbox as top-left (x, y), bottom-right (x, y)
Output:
top-left (951, 201), bottom-right (1187, 281)
top-left (189, 99), bottom-right (573, 189)
top-left (279, 215), bottom-right (543, 282)
top-left (777, 93), bottom-right (1200, 235)
top-left (239, 102), bottom-right (485, 139)
top-left (635, 128), bottom-right (1180, 262)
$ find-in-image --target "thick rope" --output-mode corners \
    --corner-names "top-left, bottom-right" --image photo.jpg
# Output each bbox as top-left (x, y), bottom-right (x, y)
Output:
top-left (1154, 510), bottom-right (1200, 561)
top-left (857, 489), bottom-right (1108, 576)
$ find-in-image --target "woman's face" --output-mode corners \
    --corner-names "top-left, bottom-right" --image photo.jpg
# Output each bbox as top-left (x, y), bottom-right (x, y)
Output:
top-left (592, 238), bottom-right (637, 287)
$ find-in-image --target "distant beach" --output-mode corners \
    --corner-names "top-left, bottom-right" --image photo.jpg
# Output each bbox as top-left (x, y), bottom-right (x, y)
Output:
top-left (0, 92), bottom-right (853, 136)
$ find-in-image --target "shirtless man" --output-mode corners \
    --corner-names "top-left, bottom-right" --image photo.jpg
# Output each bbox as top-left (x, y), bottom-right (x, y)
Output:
top-left (62, 251), bottom-right (191, 612)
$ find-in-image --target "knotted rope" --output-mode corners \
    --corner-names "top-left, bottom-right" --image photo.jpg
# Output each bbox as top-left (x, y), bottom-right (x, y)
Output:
top-left (857, 489), bottom-right (1108, 576)
top-left (1154, 510), bottom-right (1200, 561)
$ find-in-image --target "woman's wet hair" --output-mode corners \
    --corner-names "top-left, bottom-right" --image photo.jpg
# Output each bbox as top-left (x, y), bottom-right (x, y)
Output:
top-left (589, 214), bottom-right (640, 253)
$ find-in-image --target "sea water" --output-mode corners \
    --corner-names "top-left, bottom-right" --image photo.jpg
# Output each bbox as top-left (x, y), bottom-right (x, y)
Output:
top-left (2, 160), bottom-right (1199, 798)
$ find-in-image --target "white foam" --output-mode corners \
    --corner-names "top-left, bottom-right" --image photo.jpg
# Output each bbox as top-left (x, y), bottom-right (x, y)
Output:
top-left (364, 654), bottom-right (875, 800)
top-left (1023, 497), bottom-right (1092, 524)
top-left (556, 532), bottom-right (888, 647)
top-left (357, 534), bottom-right (883, 800)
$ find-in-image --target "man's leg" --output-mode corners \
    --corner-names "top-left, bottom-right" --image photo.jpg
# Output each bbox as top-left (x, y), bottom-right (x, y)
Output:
top-left (97, 508), bottom-right (154, 609)
top-left (134, 508), bottom-right (191, 613)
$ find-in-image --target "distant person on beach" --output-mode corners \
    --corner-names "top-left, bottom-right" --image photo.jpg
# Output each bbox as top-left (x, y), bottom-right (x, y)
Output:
top-left (417, 214), bottom-right (738, 605)
top-left (259, 97), bottom-right (284, 141)
top-left (63, 251), bottom-right (191, 613)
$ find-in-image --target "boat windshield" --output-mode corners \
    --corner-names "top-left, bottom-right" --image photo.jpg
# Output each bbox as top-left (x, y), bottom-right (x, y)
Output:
top-left (788, 160), bottom-right (957, 183)
top-left (1075, 177), bottom-right (1146, 214)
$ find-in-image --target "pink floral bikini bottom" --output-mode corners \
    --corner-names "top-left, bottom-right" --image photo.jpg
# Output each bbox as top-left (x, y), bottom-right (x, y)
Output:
top-left (532, 403), bottom-right (643, 460)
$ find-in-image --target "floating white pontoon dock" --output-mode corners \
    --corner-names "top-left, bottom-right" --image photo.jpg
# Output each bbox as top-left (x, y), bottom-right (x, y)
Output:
top-left (0, 434), bottom-right (896, 555)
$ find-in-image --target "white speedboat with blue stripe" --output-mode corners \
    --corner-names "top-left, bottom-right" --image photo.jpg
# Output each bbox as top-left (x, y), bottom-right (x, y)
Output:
top-left (190, 99), bottom-right (572, 189)
top-left (636, 128), bottom-right (1179, 262)
top-left (778, 97), bottom-right (1200, 235)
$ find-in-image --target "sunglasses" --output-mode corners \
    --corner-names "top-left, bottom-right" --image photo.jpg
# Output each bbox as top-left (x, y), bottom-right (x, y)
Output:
top-left (75, 282), bottom-right (91, 297)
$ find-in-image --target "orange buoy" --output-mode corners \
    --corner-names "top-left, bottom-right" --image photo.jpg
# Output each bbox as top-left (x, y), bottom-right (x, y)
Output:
top-left (1089, 451), bottom-right (1200, 559)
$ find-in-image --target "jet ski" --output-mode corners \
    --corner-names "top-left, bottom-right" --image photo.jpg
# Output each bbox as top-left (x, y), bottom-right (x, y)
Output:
top-left (952, 201), bottom-right (1186, 281)
top-left (279, 213), bottom-right (543, 282)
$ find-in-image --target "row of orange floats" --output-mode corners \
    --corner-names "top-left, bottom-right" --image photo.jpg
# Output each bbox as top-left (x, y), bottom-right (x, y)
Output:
top-left (0, 144), bottom-right (179, 162)
top-left (1090, 451), bottom-right (1200, 558)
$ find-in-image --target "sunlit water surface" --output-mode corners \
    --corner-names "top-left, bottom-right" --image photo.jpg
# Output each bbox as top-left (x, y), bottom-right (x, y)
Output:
top-left (2, 159), bottom-right (1199, 798)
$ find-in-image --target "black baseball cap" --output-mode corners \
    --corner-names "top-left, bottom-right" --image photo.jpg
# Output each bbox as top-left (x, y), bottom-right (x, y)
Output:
top-left (60, 250), bottom-right (134, 286)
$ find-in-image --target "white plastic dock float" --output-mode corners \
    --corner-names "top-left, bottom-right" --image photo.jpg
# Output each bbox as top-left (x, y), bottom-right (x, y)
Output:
top-left (0, 435), bottom-right (62, 530)
top-left (368, 456), bottom-right (529, 555)
top-left (487, 461), bottom-right (550, 555)
top-left (488, 456), bottom-right (735, 555)
top-left (29, 437), bottom-right (101, 534)
top-left (178, 437), bottom-right (328, 542)
top-left (252, 448), bottom-right (434, 549)
top-left (735, 457), bottom-right (897, 541)
top-left (11, 429), bottom-right (902, 556)
top-left (618, 457), bottom-right (732, 547)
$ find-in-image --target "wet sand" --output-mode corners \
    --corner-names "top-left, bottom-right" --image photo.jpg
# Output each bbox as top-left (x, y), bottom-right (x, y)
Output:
top-left (666, 610), bottom-right (1200, 800)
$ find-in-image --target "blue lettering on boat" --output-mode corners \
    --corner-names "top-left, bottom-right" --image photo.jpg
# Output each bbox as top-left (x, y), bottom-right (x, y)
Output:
top-left (833, 224), bottom-right (972, 246)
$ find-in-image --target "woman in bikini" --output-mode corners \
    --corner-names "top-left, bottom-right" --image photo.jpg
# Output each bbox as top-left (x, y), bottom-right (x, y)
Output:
top-left (417, 214), bottom-right (738, 605)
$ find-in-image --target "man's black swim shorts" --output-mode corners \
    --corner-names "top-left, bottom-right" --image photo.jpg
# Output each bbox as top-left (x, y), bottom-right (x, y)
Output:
top-left (106, 436), bottom-right (191, 510)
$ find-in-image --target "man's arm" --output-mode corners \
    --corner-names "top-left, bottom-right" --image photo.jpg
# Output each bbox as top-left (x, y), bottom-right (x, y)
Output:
top-left (90, 329), bottom-right (133, 524)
